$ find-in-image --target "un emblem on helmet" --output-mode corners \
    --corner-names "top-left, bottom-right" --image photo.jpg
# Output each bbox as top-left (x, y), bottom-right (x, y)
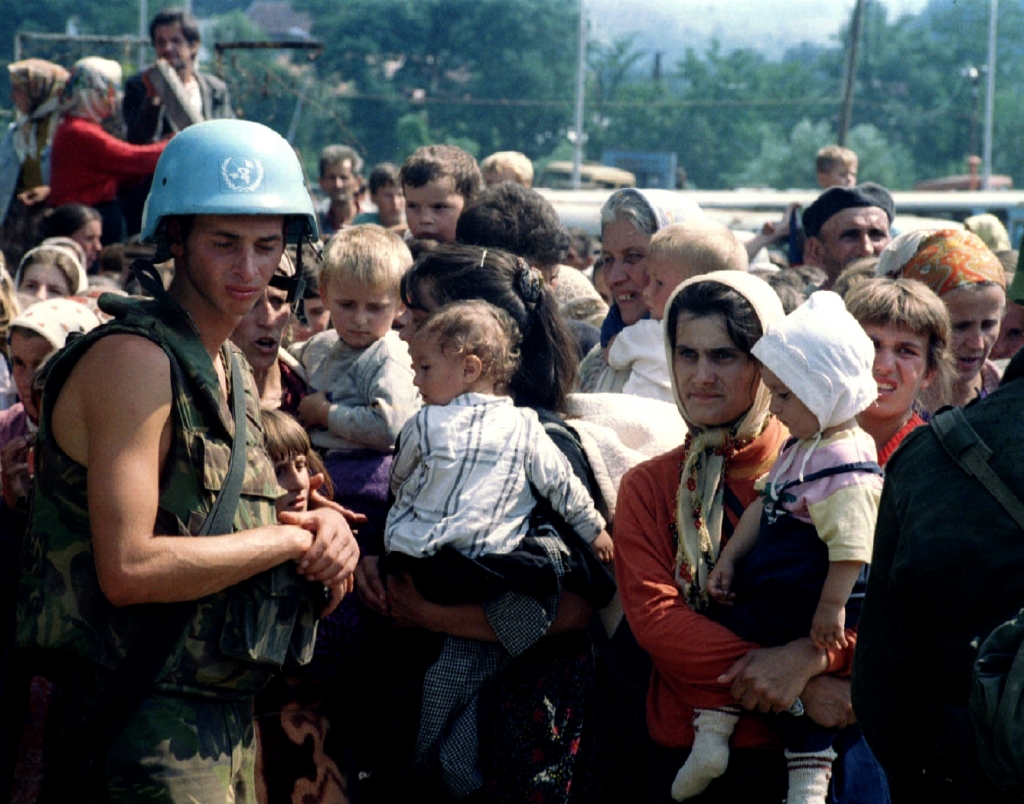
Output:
top-left (220, 157), bottom-right (265, 193)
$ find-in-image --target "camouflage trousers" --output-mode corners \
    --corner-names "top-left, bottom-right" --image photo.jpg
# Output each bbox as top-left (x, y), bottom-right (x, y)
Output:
top-left (43, 684), bottom-right (257, 804)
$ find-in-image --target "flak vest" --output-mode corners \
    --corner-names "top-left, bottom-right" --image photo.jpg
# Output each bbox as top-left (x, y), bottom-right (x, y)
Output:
top-left (17, 291), bottom-right (320, 698)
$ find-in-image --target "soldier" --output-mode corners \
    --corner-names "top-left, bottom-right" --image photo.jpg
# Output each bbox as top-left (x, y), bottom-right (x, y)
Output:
top-left (14, 119), bottom-right (358, 802)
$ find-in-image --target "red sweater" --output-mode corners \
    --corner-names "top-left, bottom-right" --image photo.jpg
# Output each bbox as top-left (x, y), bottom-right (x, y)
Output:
top-left (876, 412), bottom-right (925, 468)
top-left (615, 417), bottom-right (856, 750)
top-left (49, 116), bottom-right (167, 207)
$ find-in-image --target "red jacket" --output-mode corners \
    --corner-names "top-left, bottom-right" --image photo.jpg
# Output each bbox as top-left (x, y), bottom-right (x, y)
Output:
top-left (615, 417), bottom-right (855, 750)
top-left (49, 115), bottom-right (166, 207)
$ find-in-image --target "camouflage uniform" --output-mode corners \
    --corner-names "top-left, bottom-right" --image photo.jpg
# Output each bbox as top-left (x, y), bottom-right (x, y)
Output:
top-left (16, 291), bottom-right (321, 803)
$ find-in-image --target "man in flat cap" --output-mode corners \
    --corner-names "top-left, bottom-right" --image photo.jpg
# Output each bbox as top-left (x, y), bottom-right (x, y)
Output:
top-left (803, 183), bottom-right (895, 288)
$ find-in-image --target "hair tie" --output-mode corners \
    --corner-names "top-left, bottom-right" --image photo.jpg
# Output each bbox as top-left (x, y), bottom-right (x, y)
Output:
top-left (514, 257), bottom-right (541, 306)
top-left (479, 249), bottom-right (488, 268)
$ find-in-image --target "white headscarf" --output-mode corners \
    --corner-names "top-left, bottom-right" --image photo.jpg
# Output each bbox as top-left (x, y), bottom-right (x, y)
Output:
top-left (662, 270), bottom-right (784, 608)
top-left (61, 57), bottom-right (122, 124)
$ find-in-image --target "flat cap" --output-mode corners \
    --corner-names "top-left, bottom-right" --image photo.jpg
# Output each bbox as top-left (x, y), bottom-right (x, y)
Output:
top-left (802, 183), bottom-right (895, 238)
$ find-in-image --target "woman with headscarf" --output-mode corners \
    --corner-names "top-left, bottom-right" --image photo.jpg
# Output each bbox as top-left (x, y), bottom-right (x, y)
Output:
top-left (615, 272), bottom-right (888, 803)
top-left (0, 59), bottom-right (69, 265)
top-left (579, 188), bottom-right (703, 393)
top-left (13, 238), bottom-right (88, 304)
top-left (48, 57), bottom-right (167, 244)
top-left (877, 228), bottom-right (1006, 410)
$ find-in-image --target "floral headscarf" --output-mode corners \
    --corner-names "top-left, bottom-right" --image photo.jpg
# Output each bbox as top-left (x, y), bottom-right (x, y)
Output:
top-left (61, 57), bottom-right (122, 124)
top-left (876, 229), bottom-right (1006, 296)
top-left (7, 59), bottom-right (69, 165)
top-left (662, 270), bottom-right (785, 609)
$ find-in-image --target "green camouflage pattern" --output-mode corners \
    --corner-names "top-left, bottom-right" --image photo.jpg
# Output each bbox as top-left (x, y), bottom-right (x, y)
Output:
top-left (17, 291), bottom-right (320, 699)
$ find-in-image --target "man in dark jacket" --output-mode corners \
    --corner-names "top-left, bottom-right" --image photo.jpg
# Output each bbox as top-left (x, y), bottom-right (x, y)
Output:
top-left (853, 349), bottom-right (1024, 802)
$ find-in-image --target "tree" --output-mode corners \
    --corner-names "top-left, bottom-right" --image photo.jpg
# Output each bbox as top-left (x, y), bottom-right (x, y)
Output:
top-left (294, 0), bottom-right (579, 167)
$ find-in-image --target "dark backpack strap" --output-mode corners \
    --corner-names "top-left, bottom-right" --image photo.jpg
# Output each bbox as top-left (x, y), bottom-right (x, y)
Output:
top-left (930, 407), bottom-right (1024, 531)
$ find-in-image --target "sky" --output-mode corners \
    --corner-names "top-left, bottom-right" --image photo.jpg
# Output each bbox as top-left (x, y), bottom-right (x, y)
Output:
top-left (586, 0), bottom-right (931, 57)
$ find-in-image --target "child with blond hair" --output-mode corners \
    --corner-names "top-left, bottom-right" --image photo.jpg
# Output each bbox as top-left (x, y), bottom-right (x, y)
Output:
top-left (608, 221), bottom-right (747, 402)
top-left (294, 224), bottom-right (420, 536)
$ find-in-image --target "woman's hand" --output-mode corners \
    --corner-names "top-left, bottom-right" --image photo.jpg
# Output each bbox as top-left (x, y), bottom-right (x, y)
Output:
top-left (386, 572), bottom-right (440, 629)
top-left (801, 675), bottom-right (856, 730)
top-left (355, 555), bottom-right (389, 615)
top-left (719, 638), bottom-right (829, 713)
top-left (17, 185), bottom-right (49, 206)
top-left (1, 435), bottom-right (33, 509)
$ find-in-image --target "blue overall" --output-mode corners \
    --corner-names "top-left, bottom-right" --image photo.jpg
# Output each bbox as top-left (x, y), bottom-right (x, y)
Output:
top-left (713, 460), bottom-right (883, 753)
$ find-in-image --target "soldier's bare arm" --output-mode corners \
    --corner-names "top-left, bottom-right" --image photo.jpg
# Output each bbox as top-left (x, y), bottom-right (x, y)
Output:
top-left (53, 333), bottom-right (329, 606)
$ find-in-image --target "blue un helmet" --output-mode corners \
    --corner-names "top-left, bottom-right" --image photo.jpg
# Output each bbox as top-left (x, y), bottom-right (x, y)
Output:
top-left (141, 119), bottom-right (318, 258)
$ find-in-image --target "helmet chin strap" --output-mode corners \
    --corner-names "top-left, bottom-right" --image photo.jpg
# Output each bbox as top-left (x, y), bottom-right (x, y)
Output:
top-left (268, 226), bottom-right (322, 313)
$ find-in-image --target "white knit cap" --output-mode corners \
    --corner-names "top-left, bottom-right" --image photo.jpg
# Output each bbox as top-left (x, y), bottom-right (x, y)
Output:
top-left (751, 290), bottom-right (876, 432)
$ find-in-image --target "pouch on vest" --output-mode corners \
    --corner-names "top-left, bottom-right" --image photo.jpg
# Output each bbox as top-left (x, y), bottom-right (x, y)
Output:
top-left (219, 564), bottom-right (321, 667)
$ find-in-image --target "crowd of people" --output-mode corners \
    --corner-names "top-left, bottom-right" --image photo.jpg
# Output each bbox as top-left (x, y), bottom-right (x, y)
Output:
top-left (2, 9), bottom-right (1024, 804)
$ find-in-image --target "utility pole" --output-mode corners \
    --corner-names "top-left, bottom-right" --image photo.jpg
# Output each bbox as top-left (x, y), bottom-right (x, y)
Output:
top-left (838, 0), bottom-right (866, 145)
top-left (571, 0), bottom-right (587, 190)
top-left (982, 0), bottom-right (998, 188)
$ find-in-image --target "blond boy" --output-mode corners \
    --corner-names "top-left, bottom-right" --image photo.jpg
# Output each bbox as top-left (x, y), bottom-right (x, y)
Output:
top-left (816, 145), bottom-right (858, 189)
top-left (607, 222), bottom-right (746, 402)
top-left (295, 224), bottom-right (419, 454)
top-left (480, 150), bottom-right (534, 188)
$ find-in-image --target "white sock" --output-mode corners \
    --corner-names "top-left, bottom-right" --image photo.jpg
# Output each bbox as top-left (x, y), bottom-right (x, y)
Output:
top-left (784, 747), bottom-right (837, 804)
top-left (670, 707), bottom-right (740, 801)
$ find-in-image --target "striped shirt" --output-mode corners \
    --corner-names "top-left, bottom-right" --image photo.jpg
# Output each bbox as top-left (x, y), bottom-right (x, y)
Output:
top-left (385, 393), bottom-right (605, 558)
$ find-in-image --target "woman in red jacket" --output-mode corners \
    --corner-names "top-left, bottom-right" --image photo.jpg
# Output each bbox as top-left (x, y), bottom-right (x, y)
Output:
top-left (615, 272), bottom-right (887, 803)
top-left (48, 57), bottom-right (166, 244)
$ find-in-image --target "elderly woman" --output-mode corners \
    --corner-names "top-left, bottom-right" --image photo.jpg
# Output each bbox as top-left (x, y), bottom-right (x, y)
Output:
top-left (0, 59), bottom-right (69, 265)
top-left (579, 188), bottom-right (702, 393)
top-left (48, 58), bottom-right (167, 244)
top-left (877, 229), bottom-right (1006, 410)
top-left (615, 272), bottom-right (888, 803)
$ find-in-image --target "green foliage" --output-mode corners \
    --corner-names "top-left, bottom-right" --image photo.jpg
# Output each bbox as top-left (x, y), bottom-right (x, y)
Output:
top-left (5, 0), bottom-right (1024, 190)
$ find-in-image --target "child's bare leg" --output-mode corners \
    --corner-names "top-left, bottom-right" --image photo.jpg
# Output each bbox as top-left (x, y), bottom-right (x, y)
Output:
top-left (670, 706), bottom-right (740, 801)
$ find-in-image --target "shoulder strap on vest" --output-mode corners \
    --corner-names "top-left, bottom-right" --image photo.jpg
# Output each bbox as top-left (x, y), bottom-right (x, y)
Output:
top-left (930, 406), bottom-right (1024, 531)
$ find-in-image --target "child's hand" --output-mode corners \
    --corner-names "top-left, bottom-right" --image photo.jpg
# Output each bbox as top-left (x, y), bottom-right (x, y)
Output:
top-left (591, 530), bottom-right (614, 563)
top-left (707, 560), bottom-right (735, 605)
top-left (811, 601), bottom-right (848, 651)
top-left (298, 391), bottom-right (330, 427)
